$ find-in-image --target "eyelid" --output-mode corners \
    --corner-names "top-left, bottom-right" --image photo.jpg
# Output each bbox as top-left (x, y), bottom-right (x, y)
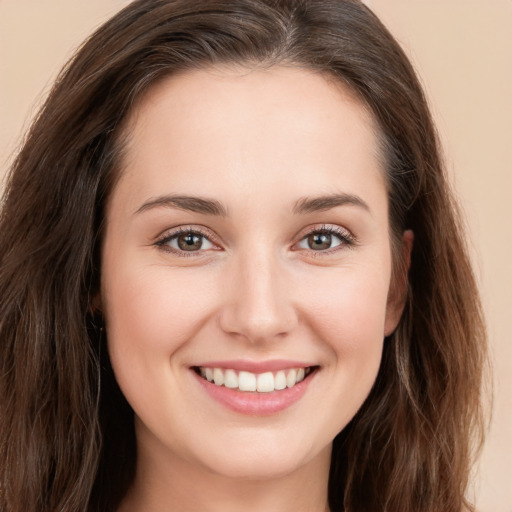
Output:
top-left (155, 225), bottom-right (222, 256)
top-left (153, 223), bottom-right (356, 258)
top-left (292, 224), bottom-right (356, 254)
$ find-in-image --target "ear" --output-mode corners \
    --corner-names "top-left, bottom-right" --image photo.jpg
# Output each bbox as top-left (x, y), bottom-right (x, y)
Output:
top-left (384, 230), bottom-right (414, 336)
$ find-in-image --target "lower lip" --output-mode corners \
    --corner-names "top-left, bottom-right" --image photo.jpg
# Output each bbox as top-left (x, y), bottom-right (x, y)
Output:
top-left (192, 370), bottom-right (315, 416)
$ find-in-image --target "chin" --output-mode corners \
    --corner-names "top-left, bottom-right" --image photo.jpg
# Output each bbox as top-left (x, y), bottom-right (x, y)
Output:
top-left (204, 453), bottom-right (308, 481)
top-left (193, 433), bottom-right (330, 481)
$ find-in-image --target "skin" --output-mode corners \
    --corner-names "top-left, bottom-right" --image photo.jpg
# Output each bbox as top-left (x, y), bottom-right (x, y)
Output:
top-left (100, 65), bottom-right (411, 512)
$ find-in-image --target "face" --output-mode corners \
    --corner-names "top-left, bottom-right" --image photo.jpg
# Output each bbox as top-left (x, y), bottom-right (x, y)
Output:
top-left (101, 66), bottom-right (405, 481)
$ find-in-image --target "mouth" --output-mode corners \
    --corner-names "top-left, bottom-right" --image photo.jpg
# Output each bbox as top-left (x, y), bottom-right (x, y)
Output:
top-left (192, 365), bottom-right (318, 393)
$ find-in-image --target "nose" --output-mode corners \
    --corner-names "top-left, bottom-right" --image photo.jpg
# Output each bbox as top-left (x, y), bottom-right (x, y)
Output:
top-left (218, 248), bottom-right (298, 344)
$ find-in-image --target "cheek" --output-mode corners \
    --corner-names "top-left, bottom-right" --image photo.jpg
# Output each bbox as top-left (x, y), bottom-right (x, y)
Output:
top-left (303, 266), bottom-right (390, 351)
top-left (102, 263), bottom-right (217, 384)
top-left (298, 266), bottom-right (390, 421)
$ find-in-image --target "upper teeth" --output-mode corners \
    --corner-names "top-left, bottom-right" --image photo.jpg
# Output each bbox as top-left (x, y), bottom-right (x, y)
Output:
top-left (198, 367), bottom-right (310, 392)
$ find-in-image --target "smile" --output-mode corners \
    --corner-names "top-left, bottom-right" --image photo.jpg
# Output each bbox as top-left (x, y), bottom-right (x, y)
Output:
top-left (195, 366), bottom-right (315, 393)
top-left (191, 363), bottom-right (319, 415)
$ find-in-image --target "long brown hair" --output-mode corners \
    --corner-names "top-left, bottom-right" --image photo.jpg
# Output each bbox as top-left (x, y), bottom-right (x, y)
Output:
top-left (0, 1), bottom-right (487, 510)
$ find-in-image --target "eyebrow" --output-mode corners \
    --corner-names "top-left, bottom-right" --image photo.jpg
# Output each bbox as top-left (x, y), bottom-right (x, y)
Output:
top-left (135, 192), bottom-right (369, 217)
top-left (135, 194), bottom-right (228, 216)
top-left (292, 193), bottom-right (370, 215)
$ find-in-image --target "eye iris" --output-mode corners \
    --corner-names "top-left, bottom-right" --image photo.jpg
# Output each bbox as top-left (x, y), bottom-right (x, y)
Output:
top-left (308, 233), bottom-right (332, 250)
top-left (178, 233), bottom-right (203, 251)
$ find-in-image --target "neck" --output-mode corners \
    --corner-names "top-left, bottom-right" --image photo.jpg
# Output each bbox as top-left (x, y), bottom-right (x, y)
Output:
top-left (118, 429), bottom-right (332, 512)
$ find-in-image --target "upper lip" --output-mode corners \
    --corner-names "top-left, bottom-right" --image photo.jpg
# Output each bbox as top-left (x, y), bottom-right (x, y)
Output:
top-left (191, 359), bottom-right (315, 373)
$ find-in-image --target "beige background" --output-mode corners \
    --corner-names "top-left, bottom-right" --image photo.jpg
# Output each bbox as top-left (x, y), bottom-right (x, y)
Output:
top-left (1, 1), bottom-right (510, 510)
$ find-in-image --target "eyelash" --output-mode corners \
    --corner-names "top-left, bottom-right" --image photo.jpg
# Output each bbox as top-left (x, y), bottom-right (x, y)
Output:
top-left (155, 224), bottom-right (355, 258)
top-left (155, 226), bottom-right (218, 258)
top-left (297, 225), bottom-right (356, 256)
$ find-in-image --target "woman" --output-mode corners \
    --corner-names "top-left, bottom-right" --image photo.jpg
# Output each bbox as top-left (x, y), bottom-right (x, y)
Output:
top-left (0, 1), bottom-right (487, 511)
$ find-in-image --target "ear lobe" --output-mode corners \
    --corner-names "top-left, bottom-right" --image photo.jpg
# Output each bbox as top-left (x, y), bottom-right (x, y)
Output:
top-left (384, 229), bottom-right (414, 336)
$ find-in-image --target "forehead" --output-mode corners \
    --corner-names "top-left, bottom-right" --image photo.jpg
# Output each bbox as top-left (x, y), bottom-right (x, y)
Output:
top-left (125, 65), bottom-right (378, 141)
top-left (113, 65), bottom-right (386, 216)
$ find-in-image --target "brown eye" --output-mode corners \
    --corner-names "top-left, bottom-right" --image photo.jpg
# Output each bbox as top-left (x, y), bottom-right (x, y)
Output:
top-left (158, 230), bottom-right (215, 253)
top-left (177, 233), bottom-right (204, 251)
top-left (307, 233), bottom-right (332, 250)
top-left (297, 228), bottom-right (349, 252)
